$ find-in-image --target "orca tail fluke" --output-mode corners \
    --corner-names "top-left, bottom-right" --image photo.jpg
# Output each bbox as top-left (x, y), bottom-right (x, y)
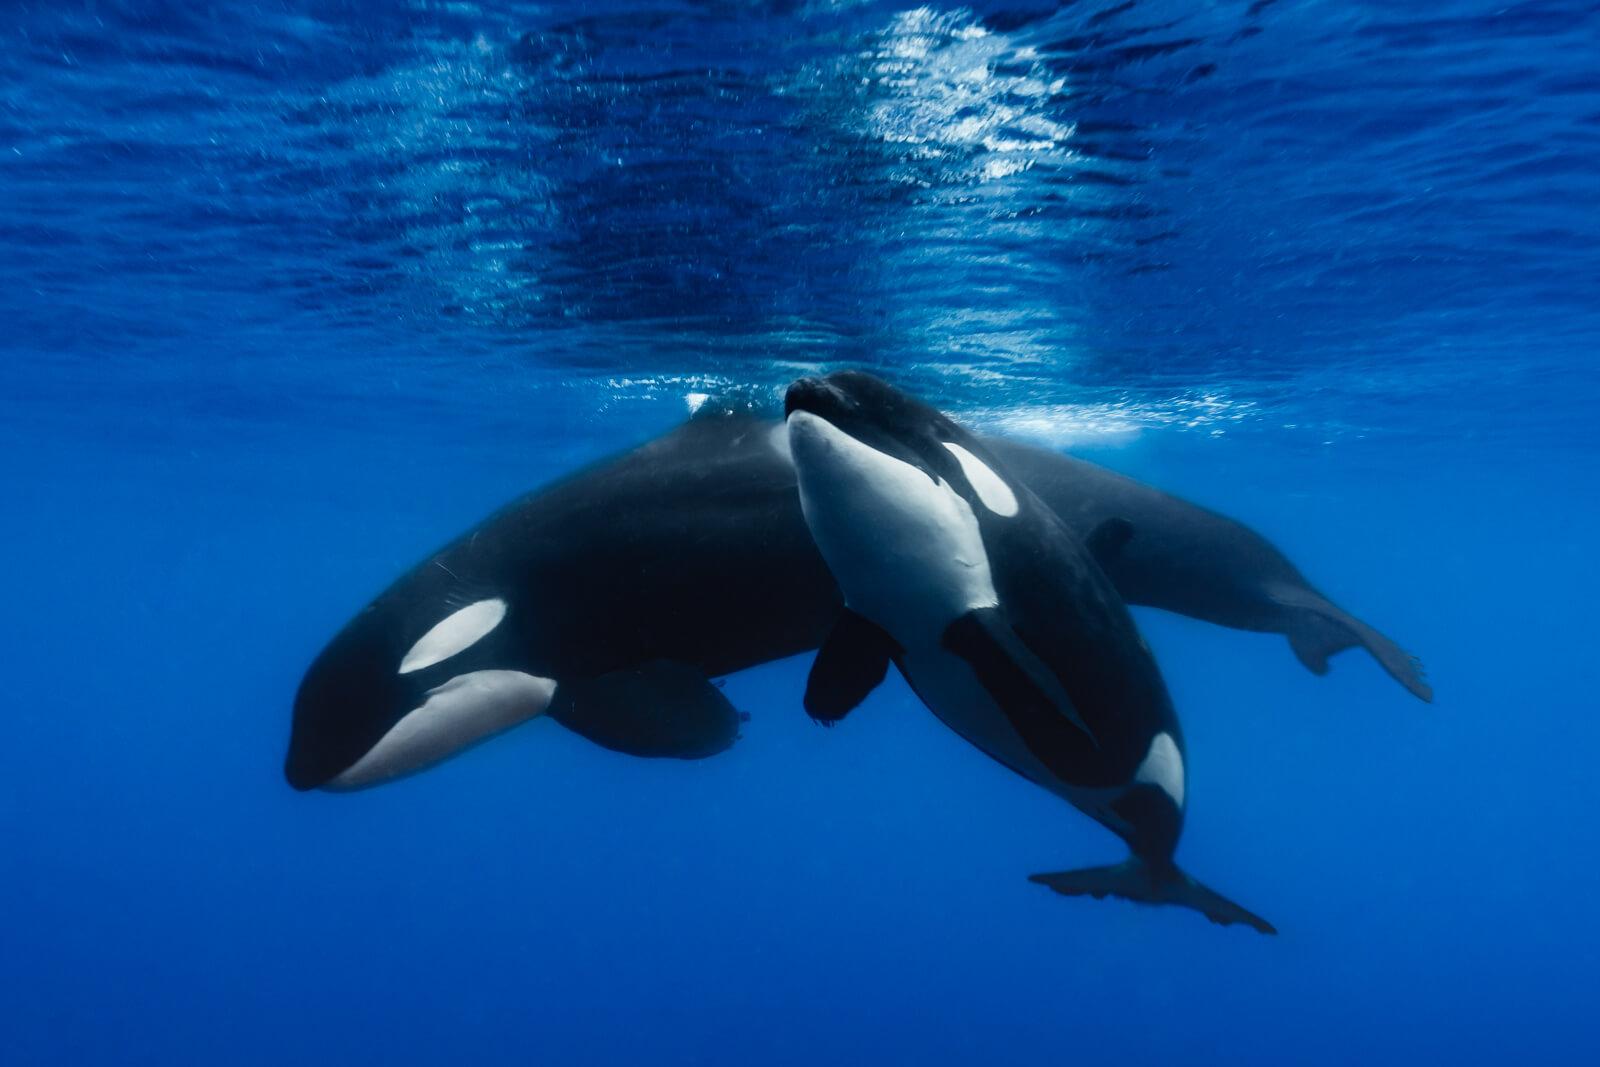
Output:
top-left (1271, 586), bottom-right (1433, 703)
top-left (1028, 859), bottom-right (1277, 935)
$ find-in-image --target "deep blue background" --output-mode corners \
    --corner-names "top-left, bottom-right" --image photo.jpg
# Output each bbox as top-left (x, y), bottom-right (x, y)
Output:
top-left (2, 2), bottom-right (1597, 1064)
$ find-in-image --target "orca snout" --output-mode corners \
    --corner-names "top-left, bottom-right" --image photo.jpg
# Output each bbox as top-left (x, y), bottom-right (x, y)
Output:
top-left (784, 376), bottom-right (852, 420)
top-left (284, 655), bottom-right (396, 791)
top-left (286, 626), bottom-right (559, 792)
top-left (283, 620), bottom-right (431, 791)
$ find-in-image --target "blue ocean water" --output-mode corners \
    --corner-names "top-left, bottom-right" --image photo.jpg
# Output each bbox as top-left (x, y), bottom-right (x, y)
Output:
top-left (3, 0), bottom-right (1597, 1062)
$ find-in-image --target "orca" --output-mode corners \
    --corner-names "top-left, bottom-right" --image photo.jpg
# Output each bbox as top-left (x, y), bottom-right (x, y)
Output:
top-left (987, 441), bottom-right (1431, 701)
top-left (785, 371), bottom-right (1274, 933)
top-left (285, 415), bottom-right (821, 791)
top-left (286, 401), bottom-right (1425, 791)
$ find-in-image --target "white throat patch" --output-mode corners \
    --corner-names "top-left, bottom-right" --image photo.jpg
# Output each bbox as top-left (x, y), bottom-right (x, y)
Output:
top-left (399, 597), bottom-right (507, 674)
top-left (788, 410), bottom-right (998, 646)
top-left (1134, 731), bottom-right (1185, 808)
top-left (328, 669), bottom-right (556, 790)
top-left (941, 441), bottom-right (1019, 517)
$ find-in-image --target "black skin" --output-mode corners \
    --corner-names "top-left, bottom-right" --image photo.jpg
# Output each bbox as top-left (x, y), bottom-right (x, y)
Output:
top-left (286, 400), bottom-right (1426, 790)
top-left (989, 440), bottom-right (1431, 701)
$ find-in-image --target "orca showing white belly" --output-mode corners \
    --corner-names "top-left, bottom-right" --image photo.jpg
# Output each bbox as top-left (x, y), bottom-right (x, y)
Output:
top-left (287, 401), bottom-right (1425, 793)
top-left (786, 372), bottom-right (1275, 934)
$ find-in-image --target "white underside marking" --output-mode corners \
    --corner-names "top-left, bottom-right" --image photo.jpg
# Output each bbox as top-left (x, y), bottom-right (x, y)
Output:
top-left (328, 669), bottom-right (557, 790)
top-left (1134, 731), bottom-right (1185, 808)
top-left (941, 440), bottom-right (1019, 517)
top-left (399, 597), bottom-right (507, 674)
top-left (788, 411), bottom-right (998, 647)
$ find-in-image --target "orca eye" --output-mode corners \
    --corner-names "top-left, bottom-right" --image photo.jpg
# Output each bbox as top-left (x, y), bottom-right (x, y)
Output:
top-left (399, 598), bottom-right (508, 674)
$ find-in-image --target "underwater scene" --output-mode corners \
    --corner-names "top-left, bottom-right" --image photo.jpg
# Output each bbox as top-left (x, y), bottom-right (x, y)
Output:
top-left (3, 1), bottom-right (1597, 1064)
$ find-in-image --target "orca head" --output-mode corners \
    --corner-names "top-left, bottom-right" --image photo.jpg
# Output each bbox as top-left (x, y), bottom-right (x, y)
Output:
top-left (783, 372), bottom-right (1009, 640)
top-left (285, 590), bottom-right (556, 792)
top-left (784, 372), bottom-right (956, 480)
top-left (784, 372), bottom-right (1021, 519)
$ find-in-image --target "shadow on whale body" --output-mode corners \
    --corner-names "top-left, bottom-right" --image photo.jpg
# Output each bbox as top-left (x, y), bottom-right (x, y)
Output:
top-left (286, 403), bottom-right (1428, 791)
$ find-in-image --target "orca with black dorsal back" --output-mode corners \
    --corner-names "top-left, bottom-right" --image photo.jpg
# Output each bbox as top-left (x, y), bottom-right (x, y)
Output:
top-left (284, 412), bottom-right (828, 791)
top-left (785, 371), bottom-right (1275, 934)
top-left (287, 399), bottom-right (1426, 792)
top-left (985, 441), bottom-right (1431, 702)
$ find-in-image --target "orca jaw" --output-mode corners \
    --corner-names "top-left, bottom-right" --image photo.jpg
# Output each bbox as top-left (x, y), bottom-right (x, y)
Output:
top-left (286, 663), bottom-right (557, 792)
top-left (784, 373), bottom-right (962, 484)
top-left (322, 670), bottom-right (557, 791)
top-left (284, 598), bottom-right (553, 791)
top-left (284, 634), bottom-right (404, 791)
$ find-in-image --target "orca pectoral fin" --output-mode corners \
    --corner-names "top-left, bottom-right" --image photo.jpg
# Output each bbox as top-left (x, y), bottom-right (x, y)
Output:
top-left (941, 608), bottom-right (1098, 754)
top-left (1269, 585), bottom-right (1433, 703)
top-left (1085, 517), bottom-right (1135, 567)
top-left (804, 609), bottom-right (899, 726)
top-left (549, 661), bottom-right (741, 760)
top-left (1286, 614), bottom-right (1343, 676)
top-left (1029, 860), bottom-right (1276, 935)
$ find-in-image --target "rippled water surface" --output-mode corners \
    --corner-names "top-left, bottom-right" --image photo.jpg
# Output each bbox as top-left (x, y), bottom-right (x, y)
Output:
top-left (8, 0), bottom-right (1597, 444)
top-left (2, 3), bottom-right (1597, 1065)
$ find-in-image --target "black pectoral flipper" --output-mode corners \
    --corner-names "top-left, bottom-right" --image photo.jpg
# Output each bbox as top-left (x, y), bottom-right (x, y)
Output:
top-left (804, 609), bottom-right (900, 726)
top-left (941, 607), bottom-right (1098, 765)
top-left (1268, 583), bottom-right (1433, 702)
top-left (1085, 517), bottom-right (1135, 567)
top-left (549, 660), bottom-right (741, 759)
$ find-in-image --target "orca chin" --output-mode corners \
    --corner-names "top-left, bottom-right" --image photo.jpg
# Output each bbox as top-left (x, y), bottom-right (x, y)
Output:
top-left (321, 670), bottom-right (557, 792)
top-left (285, 668), bottom-right (557, 792)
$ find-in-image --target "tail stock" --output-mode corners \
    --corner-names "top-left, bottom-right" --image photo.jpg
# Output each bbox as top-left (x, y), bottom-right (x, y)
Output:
top-left (1271, 585), bottom-right (1432, 703)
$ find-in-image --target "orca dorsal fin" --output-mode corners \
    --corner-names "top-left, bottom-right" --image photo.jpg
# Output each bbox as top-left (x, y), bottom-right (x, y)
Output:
top-left (804, 609), bottom-right (900, 726)
top-left (1085, 517), bottom-right (1135, 567)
